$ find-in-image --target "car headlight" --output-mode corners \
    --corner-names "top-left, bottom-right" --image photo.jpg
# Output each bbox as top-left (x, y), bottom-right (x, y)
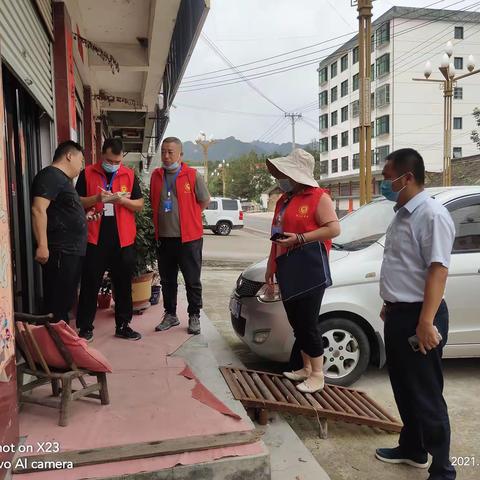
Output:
top-left (257, 284), bottom-right (282, 302)
top-left (253, 329), bottom-right (271, 344)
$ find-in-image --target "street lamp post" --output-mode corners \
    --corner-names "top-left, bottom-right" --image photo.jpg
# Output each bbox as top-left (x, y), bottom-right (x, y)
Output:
top-left (195, 131), bottom-right (216, 180)
top-left (220, 160), bottom-right (230, 197)
top-left (352, 0), bottom-right (374, 205)
top-left (413, 42), bottom-right (479, 186)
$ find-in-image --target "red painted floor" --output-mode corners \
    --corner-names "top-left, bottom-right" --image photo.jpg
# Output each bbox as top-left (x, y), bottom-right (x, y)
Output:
top-left (15, 302), bottom-right (263, 479)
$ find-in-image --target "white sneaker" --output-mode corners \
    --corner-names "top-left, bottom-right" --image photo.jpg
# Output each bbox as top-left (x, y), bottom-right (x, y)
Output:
top-left (296, 377), bottom-right (325, 394)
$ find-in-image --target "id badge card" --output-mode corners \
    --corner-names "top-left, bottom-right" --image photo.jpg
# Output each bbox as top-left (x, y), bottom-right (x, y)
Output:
top-left (104, 203), bottom-right (115, 217)
top-left (163, 198), bottom-right (173, 213)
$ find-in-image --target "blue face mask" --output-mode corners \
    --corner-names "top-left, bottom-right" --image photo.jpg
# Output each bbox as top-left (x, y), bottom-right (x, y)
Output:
top-left (102, 161), bottom-right (120, 173)
top-left (277, 179), bottom-right (294, 193)
top-left (381, 173), bottom-right (407, 202)
top-left (163, 162), bottom-right (180, 172)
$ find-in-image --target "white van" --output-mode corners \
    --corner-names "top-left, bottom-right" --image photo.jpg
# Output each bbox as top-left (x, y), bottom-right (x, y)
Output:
top-left (203, 197), bottom-right (244, 236)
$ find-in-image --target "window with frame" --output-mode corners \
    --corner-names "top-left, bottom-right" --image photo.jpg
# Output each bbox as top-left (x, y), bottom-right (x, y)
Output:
top-left (370, 63), bottom-right (375, 81)
top-left (353, 46), bottom-right (359, 64)
top-left (341, 156), bottom-right (349, 171)
top-left (371, 149), bottom-right (378, 166)
top-left (331, 61), bottom-right (338, 78)
top-left (331, 158), bottom-right (338, 173)
top-left (353, 153), bottom-right (360, 169)
top-left (371, 121), bottom-right (375, 138)
top-left (331, 110), bottom-right (338, 126)
top-left (353, 73), bottom-right (359, 91)
top-left (207, 201), bottom-right (218, 210)
top-left (454, 57), bottom-right (463, 70)
top-left (341, 54), bottom-right (348, 72)
top-left (353, 127), bottom-right (360, 144)
top-left (319, 91), bottom-right (328, 107)
top-left (222, 200), bottom-right (238, 210)
top-left (454, 26), bottom-right (464, 39)
top-left (319, 114), bottom-right (328, 130)
top-left (371, 34), bottom-right (375, 52)
top-left (320, 137), bottom-right (329, 153)
top-left (341, 79), bottom-right (348, 97)
top-left (449, 199), bottom-right (480, 253)
top-left (377, 21), bottom-right (390, 46)
top-left (319, 66), bottom-right (328, 84)
top-left (376, 115), bottom-right (390, 135)
top-left (331, 134), bottom-right (338, 150)
top-left (341, 105), bottom-right (348, 122)
top-left (376, 84), bottom-right (390, 107)
top-left (454, 87), bottom-right (463, 99)
top-left (351, 100), bottom-right (359, 118)
top-left (454, 117), bottom-right (463, 130)
top-left (331, 86), bottom-right (338, 103)
top-left (320, 161), bottom-right (328, 175)
top-left (376, 145), bottom-right (390, 163)
top-left (376, 53), bottom-right (390, 77)
top-left (341, 131), bottom-right (349, 147)
top-left (453, 147), bottom-right (462, 158)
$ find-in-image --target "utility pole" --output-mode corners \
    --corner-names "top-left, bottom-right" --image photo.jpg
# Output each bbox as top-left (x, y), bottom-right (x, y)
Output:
top-left (195, 132), bottom-right (216, 180)
top-left (352, 0), bottom-right (374, 205)
top-left (285, 113), bottom-right (302, 150)
top-left (413, 43), bottom-right (479, 186)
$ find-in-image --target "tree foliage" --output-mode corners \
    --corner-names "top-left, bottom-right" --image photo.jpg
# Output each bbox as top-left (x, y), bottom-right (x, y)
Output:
top-left (471, 107), bottom-right (480, 149)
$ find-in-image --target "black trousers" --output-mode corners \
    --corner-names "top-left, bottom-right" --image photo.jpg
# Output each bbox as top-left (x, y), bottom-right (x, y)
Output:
top-left (156, 238), bottom-right (203, 316)
top-left (384, 300), bottom-right (455, 480)
top-left (283, 288), bottom-right (325, 358)
top-left (76, 243), bottom-right (136, 331)
top-left (42, 251), bottom-right (82, 322)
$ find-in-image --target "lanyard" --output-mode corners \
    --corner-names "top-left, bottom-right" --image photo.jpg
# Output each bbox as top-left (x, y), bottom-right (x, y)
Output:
top-left (274, 194), bottom-right (294, 227)
top-left (103, 171), bottom-right (118, 192)
top-left (164, 164), bottom-right (183, 197)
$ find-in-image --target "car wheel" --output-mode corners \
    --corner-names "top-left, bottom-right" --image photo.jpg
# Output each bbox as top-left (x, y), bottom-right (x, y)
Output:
top-left (216, 221), bottom-right (232, 236)
top-left (319, 318), bottom-right (370, 387)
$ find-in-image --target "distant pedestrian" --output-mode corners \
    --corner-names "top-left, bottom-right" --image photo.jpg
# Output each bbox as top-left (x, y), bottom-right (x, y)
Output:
top-left (376, 148), bottom-right (456, 480)
top-left (266, 149), bottom-right (340, 394)
top-left (31, 141), bottom-right (86, 322)
top-left (75, 138), bottom-right (144, 342)
top-left (150, 137), bottom-right (210, 335)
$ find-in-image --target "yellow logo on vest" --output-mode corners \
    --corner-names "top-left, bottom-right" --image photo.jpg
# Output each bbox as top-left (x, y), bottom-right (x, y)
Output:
top-left (120, 185), bottom-right (128, 193)
top-left (184, 182), bottom-right (192, 193)
top-left (297, 205), bottom-right (309, 217)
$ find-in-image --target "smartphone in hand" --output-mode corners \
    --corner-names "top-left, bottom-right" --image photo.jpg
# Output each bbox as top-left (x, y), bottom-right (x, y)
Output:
top-left (270, 232), bottom-right (288, 242)
top-left (408, 327), bottom-right (442, 352)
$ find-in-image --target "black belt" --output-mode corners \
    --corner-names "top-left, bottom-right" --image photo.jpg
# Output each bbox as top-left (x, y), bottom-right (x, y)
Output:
top-left (384, 301), bottom-right (423, 310)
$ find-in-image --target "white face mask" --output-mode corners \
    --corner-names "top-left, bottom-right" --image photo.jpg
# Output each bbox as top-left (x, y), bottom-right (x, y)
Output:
top-left (277, 178), bottom-right (294, 192)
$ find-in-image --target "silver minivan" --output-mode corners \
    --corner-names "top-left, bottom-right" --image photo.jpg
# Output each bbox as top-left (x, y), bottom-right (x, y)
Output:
top-left (230, 187), bottom-right (480, 386)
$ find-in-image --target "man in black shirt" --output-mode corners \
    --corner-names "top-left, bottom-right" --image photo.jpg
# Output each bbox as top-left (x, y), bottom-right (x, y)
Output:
top-left (31, 141), bottom-right (86, 322)
top-left (75, 138), bottom-right (144, 341)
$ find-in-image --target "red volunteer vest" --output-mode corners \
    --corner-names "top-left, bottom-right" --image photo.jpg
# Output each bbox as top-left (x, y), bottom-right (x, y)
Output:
top-left (273, 187), bottom-right (332, 254)
top-left (84, 163), bottom-right (136, 247)
top-left (150, 164), bottom-right (203, 243)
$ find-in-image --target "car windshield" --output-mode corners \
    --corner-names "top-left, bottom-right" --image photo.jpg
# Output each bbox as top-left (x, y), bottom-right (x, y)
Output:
top-left (333, 199), bottom-right (396, 251)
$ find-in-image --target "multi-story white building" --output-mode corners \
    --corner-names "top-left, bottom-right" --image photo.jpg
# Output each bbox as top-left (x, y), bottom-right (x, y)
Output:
top-left (317, 6), bottom-right (480, 211)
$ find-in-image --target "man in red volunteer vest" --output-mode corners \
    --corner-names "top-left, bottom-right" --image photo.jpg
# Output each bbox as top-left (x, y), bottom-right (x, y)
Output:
top-left (150, 137), bottom-right (210, 335)
top-left (75, 138), bottom-right (144, 341)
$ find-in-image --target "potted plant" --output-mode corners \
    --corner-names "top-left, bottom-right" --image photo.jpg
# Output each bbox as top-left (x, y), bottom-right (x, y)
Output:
top-left (97, 273), bottom-right (112, 309)
top-left (131, 177), bottom-right (158, 310)
top-left (149, 271), bottom-right (161, 306)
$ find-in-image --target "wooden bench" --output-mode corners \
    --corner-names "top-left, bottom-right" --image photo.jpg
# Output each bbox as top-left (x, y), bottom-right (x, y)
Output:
top-left (14, 313), bottom-right (109, 426)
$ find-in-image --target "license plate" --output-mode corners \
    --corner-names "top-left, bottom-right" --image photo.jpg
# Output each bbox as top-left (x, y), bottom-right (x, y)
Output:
top-left (229, 297), bottom-right (241, 318)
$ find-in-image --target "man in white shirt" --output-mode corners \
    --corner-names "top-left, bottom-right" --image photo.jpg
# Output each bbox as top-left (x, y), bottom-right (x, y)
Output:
top-left (376, 148), bottom-right (456, 480)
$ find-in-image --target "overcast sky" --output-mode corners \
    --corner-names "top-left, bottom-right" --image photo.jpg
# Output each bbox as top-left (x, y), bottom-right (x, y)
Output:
top-left (164, 0), bottom-right (475, 145)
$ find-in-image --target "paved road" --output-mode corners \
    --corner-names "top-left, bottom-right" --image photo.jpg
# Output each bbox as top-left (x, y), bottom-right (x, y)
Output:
top-left (244, 213), bottom-right (273, 234)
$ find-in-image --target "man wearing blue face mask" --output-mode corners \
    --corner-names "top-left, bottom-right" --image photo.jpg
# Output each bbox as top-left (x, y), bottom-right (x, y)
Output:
top-left (150, 137), bottom-right (210, 335)
top-left (75, 138), bottom-right (144, 342)
top-left (376, 148), bottom-right (456, 480)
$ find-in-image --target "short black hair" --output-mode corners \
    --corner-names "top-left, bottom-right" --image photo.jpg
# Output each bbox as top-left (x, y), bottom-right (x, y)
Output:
top-left (102, 138), bottom-right (123, 155)
top-left (53, 141), bottom-right (83, 162)
top-left (162, 137), bottom-right (183, 151)
top-left (385, 148), bottom-right (425, 185)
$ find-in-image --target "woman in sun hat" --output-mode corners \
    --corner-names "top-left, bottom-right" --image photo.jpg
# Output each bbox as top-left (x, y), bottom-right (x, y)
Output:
top-left (266, 148), bottom-right (340, 393)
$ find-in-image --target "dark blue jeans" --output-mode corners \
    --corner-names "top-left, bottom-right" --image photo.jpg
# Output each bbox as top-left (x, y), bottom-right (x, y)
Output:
top-left (384, 300), bottom-right (456, 480)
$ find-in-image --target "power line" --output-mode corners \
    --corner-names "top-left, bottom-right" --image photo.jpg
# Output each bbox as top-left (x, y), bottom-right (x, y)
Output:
top-left (174, 102), bottom-right (280, 117)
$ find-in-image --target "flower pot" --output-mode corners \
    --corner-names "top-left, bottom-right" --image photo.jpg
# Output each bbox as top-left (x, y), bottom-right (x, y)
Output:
top-left (150, 285), bottom-right (161, 305)
top-left (97, 293), bottom-right (112, 309)
top-left (132, 272), bottom-right (154, 309)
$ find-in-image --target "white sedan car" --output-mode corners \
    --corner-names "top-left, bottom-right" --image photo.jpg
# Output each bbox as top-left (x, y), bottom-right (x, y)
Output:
top-left (230, 187), bottom-right (480, 386)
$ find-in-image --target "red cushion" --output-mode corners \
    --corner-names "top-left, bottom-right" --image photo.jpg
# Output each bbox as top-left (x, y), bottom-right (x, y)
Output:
top-left (27, 321), bottom-right (112, 373)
